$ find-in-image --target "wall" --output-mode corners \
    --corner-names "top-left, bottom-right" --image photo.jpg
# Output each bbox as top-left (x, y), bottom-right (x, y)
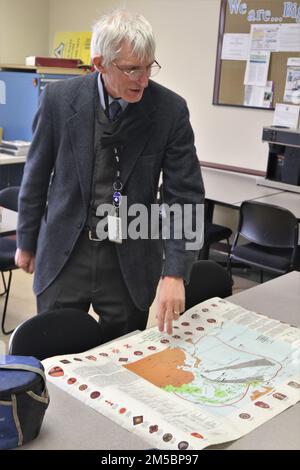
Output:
top-left (48, 0), bottom-right (272, 172)
top-left (0, 0), bottom-right (273, 171)
top-left (0, 0), bottom-right (49, 64)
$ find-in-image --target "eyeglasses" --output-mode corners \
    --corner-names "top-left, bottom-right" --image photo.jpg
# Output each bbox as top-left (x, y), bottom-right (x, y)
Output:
top-left (112, 60), bottom-right (161, 80)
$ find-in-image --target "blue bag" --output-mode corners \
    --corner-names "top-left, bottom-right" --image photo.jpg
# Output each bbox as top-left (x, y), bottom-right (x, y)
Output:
top-left (0, 355), bottom-right (49, 449)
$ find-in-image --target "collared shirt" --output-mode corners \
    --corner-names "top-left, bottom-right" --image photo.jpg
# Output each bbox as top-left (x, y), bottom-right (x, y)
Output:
top-left (97, 73), bottom-right (128, 113)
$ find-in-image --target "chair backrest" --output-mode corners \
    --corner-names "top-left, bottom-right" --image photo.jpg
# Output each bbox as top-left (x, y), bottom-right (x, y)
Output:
top-left (9, 308), bottom-right (103, 360)
top-left (185, 260), bottom-right (232, 311)
top-left (0, 186), bottom-right (20, 212)
top-left (237, 201), bottom-right (298, 249)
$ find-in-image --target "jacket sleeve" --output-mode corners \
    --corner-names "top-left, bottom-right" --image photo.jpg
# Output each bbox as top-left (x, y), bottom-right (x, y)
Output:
top-left (17, 85), bottom-right (55, 253)
top-left (161, 99), bottom-right (205, 283)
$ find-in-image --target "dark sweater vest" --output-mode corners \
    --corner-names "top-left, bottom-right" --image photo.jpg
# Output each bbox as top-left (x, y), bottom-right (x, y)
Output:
top-left (88, 97), bottom-right (123, 237)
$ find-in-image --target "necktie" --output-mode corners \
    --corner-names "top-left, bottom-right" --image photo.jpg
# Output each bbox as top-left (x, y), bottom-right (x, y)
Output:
top-left (109, 100), bottom-right (122, 121)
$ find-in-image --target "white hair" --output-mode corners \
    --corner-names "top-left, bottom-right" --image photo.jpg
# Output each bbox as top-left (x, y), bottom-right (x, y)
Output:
top-left (91, 9), bottom-right (156, 66)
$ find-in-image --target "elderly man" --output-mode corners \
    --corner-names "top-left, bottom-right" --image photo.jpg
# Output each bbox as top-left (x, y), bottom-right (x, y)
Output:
top-left (16, 9), bottom-right (204, 342)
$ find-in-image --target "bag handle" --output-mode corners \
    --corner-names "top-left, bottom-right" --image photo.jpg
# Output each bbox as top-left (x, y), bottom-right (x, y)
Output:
top-left (0, 363), bottom-right (47, 386)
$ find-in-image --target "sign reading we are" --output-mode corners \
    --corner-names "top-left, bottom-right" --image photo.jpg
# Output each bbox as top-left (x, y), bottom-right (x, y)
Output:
top-left (228, 0), bottom-right (300, 22)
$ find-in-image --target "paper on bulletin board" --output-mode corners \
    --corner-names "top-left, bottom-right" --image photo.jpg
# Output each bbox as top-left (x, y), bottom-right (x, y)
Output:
top-left (221, 33), bottom-right (250, 60)
top-left (278, 24), bottom-right (300, 52)
top-left (249, 24), bottom-right (279, 52)
top-left (244, 50), bottom-right (270, 87)
top-left (244, 81), bottom-right (273, 108)
top-left (284, 64), bottom-right (300, 104)
top-left (52, 31), bottom-right (92, 65)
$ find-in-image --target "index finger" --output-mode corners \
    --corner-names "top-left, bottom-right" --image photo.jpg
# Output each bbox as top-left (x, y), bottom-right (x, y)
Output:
top-left (165, 310), bottom-right (174, 335)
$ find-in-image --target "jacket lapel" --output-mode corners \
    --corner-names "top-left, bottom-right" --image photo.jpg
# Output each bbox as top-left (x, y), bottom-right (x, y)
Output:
top-left (120, 88), bottom-right (155, 188)
top-left (67, 74), bottom-right (155, 205)
top-left (67, 73), bottom-right (97, 207)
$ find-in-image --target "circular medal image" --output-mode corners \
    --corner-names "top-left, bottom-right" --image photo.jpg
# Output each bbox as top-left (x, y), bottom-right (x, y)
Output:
top-left (254, 401), bottom-right (270, 409)
top-left (196, 326), bottom-right (205, 331)
top-left (161, 339), bottom-right (170, 344)
top-left (99, 352), bottom-right (108, 357)
top-left (73, 358), bottom-right (82, 361)
top-left (172, 335), bottom-right (181, 339)
top-left (273, 393), bottom-right (287, 400)
top-left (191, 313), bottom-right (200, 319)
top-left (178, 441), bottom-right (189, 450)
top-left (162, 433), bottom-right (173, 442)
top-left (191, 432), bottom-right (204, 439)
top-left (134, 351), bottom-right (143, 356)
top-left (86, 355), bottom-right (97, 361)
top-left (148, 346), bottom-right (157, 351)
top-left (202, 308), bottom-right (209, 312)
top-left (184, 331), bottom-right (193, 335)
top-left (79, 384), bottom-right (88, 391)
top-left (90, 391), bottom-right (101, 399)
top-left (207, 318), bottom-right (216, 323)
top-left (48, 366), bottom-right (64, 377)
top-left (67, 377), bottom-right (77, 385)
top-left (239, 413), bottom-right (251, 420)
top-left (149, 425), bottom-right (159, 434)
top-left (181, 322), bottom-right (190, 326)
top-left (119, 408), bottom-right (127, 414)
top-left (288, 381), bottom-right (300, 389)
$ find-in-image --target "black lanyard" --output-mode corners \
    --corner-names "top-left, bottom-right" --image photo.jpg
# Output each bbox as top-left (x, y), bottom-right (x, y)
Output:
top-left (100, 74), bottom-right (123, 215)
top-left (112, 146), bottom-right (123, 216)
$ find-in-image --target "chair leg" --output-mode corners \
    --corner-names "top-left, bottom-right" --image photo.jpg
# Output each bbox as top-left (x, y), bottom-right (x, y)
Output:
top-left (260, 270), bottom-right (264, 283)
top-left (225, 237), bottom-right (231, 256)
top-left (0, 271), bottom-right (7, 296)
top-left (1, 271), bottom-right (14, 335)
top-left (227, 257), bottom-right (234, 286)
top-left (198, 244), bottom-right (210, 260)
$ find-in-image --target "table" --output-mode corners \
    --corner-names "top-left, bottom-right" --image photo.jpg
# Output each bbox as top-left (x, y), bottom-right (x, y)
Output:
top-left (254, 191), bottom-right (300, 221)
top-left (202, 167), bottom-right (282, 208)
top-left (0, 153), bottom-right (26, 165)
top-left (202, 167), bottom-right (300, 243)
top-left (0, 154), bottom-right (25, 190)
top-left (21, 272), bottom-right (300, 450)
top-left (0, 208), bottom-right (18, 236)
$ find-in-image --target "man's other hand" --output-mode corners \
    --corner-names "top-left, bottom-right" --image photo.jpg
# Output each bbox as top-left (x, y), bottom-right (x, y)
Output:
top-left (15, 248), bottom-right (35, 274)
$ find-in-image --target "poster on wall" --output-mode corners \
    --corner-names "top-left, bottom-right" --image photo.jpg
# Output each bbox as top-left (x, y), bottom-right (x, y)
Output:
top-left (52, 31), bottom-right (92, 65)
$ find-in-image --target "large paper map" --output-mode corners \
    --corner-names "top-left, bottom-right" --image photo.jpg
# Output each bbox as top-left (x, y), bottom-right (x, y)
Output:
top-left (43, 298), bottom-right (300, 450)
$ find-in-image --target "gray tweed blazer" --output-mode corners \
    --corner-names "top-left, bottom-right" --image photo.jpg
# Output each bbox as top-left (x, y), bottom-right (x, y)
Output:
top-left (17, 72), bottom-right (205, 310)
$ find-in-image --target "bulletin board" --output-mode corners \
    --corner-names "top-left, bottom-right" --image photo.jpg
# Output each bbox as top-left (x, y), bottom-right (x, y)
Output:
top-left (213, 0), bottom-right (300, 109)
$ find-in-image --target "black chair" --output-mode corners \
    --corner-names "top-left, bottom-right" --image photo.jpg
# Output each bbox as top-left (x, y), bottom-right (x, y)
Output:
top-left (185, 260), bottom-right (232, 311)
top-left (199, 201), bottom-right (232, 260)
top-left (0, 186), bottom-right (20, 335)
top-left (228, 200), bottom-right (299, 283)
top-left (9, 308), bottom-right (103, 360)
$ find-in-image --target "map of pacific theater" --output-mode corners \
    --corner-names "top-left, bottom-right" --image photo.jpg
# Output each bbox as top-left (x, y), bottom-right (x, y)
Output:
top-left (43, 298), bottom-right (300, 450)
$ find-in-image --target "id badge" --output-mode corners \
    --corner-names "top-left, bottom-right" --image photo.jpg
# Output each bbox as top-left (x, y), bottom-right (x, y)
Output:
top-left (107, 215), bottom-right (122, 244)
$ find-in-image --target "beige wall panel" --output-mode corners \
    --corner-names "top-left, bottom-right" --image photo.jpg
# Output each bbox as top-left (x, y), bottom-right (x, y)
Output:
top-left (0, 0), bottom-right (49, 64)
